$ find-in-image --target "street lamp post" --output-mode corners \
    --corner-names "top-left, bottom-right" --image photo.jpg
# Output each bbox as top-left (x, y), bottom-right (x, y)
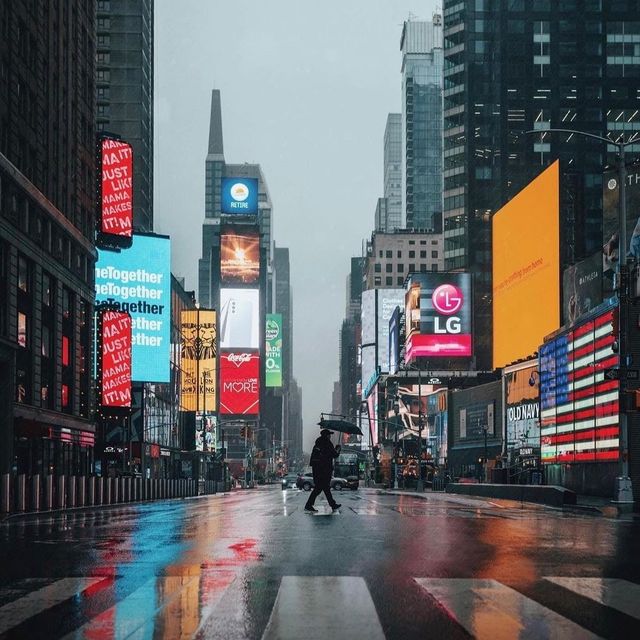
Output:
top-left (417, 368), bottom-right (424, 492)
top-left (524, 128), bottom-right (636, 501)
top-left (393, 389), bottom-right (400, 490)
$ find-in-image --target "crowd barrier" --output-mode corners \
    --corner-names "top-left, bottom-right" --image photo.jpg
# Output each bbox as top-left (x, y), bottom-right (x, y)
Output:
top-left (0, 473), bottom-right (218, 516)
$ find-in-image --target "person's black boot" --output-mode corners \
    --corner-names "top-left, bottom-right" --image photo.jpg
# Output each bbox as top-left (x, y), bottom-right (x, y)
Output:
top-left (332, 503), bottom-right (342, 511)
top-left (304, 505), bottom-right (318, 513)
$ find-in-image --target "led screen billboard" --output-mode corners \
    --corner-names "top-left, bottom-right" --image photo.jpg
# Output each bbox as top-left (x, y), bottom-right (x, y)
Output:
top-left (98, 310), bottom-right (132, 408)
top-left (220, 288), bottom-right (260, 349)
top-left (361, 290), bottom-right (377, 399)
top-left (378, 290), bottom-right (405, 372)
top-left (196, 413), bottom-right (217, 452)
top-left (265, 314), bottom-right (282, 388)
top-left (603, 163), bottom-right (640, 296)
top-left (99, 137), bottom-right (133, 244)
top-left (220, 351), bottom-right (260, 415)
top-left (540, 306), bottom-right (619, 464)
top-left (562, 251), bottom-right (602, 326)
top-left (405, 273), bottom-right (472, 361)
top-left (220, 231), bottom-right (260, 284)
top-left (493, 161), bottom-right (560, 369)
top-left (389, 306), bottom-right (400, 375)
top-left (504, 362), bottom-right (539, 451)
top-left (95, 234), bottom-right (171, 382)
top-left (179, 309), bottom-right (217, 412)
top-left (221, 177), bottom-right (259, 215)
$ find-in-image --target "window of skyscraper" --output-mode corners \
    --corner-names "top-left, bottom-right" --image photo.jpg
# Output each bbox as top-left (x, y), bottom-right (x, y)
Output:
top-left (374, 263), bottom-right (381, 273)
top-left (386, 277), bottom-right (393, 286)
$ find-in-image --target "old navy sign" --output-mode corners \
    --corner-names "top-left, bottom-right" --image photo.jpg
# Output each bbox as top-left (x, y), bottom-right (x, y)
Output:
top-left (406, 273), bottom-right (473, 360)
top-left (221, 178), bottom-right (258, 215)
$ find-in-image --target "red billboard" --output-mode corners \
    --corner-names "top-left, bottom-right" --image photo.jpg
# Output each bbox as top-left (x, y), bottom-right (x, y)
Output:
top-left (99, 310), bottom-right (132, 408)
top-left (220, 351), bottom-right (260, 415)
top-left (100, 137), bottom-right (133, 240)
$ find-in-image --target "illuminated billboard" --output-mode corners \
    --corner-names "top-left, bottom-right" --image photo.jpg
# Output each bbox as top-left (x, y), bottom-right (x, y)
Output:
top-left (504, 362), bottom-right (539, 451)
top-left (221, 177), bottom-right (259, 215)
top-left (221, 231), bottom-right (260, 284)
top-left (603, 162), bottom-right (640, 296)
top-left (95, 234), bottom-right (171, 382)
top-left (98, 309), bottom-right (132, 408)
top-left (99, 136), bottom-right (133, 245)
top-left (405, 273), bottom-right (472, 361)
top-left (196, 414), bottom-right (217, 452)
top-left (562, 252), bottom-right (602, 326)
top-left (540, 306), bottom-right (619, 464)
top-left (388, 306), bottom-right (400, 375)
top-left (378, 289), bottom-right (404, 372)
top-left (492, 161), bottom-right (560, 369)
top-left (265, 314), bottom-right (282, 388)
top-left (361, 290), bottom-right (376, 399)
top-left (220, 288), bottom-right (259, 349)
top-left (179, 309), bottom-right (217, 412)
top-left (220, 351), bottom-right (260, 415)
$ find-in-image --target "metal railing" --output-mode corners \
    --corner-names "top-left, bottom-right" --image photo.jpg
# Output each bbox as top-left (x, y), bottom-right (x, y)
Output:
top-left (0, 473), bottom-right (220, 517)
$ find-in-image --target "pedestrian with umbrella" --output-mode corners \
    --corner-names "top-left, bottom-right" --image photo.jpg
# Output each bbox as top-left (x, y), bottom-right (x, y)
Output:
top-left (304, 428), bottom-right (342, 513)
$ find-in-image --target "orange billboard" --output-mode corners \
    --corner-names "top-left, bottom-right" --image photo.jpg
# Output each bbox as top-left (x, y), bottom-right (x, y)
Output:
top-left (492, 161), bottom-right (560, 369)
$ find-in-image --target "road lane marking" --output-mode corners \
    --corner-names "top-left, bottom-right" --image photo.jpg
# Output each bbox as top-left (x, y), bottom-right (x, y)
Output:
top-left (545, 577), bottom-right (640, 620)
top-left (415, 578), bottom-right (602, 640)
top-left (0, 578), bottom-right (105, 635)
top-left (262, 577), bottom-right (385, 640)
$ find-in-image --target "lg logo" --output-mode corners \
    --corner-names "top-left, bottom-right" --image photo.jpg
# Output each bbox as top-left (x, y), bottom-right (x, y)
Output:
top-left (432, 284), bottom-right (463, 334)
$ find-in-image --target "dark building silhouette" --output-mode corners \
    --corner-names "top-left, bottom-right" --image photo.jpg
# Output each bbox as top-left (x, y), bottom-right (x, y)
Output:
top-left (443, 0), bottom-right (640, 369)
top-left (0, 0), bottom-right (97, 477)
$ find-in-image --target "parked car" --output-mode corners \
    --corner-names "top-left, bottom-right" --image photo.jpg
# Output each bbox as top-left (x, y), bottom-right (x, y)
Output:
top-left (296, 473), bottom-right (358, 491)
top-left (280, 473), bottom-right (300, 489)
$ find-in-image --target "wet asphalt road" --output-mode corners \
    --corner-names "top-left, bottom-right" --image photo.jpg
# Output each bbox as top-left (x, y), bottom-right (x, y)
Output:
top-left (1, 487), bottom-right (639, 639)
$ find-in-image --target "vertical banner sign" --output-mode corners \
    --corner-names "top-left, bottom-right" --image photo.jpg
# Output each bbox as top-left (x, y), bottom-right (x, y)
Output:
top-left (179, 309), bottom-right (217, 412)
top-left (100, 137), bottom-right (133, 242)
top-left (99, 310), bottom-right (132, 408)
top-left (219, 352), bottom-right (260, 415)
top-left (265, 314), bottom-right (283, 388)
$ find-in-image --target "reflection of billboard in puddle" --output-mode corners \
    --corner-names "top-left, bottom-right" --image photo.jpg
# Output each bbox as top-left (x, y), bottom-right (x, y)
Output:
top-left (221, 232), bottom-right (260, 284)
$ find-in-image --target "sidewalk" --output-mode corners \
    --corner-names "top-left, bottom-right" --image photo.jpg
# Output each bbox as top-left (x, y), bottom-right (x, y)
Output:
top-left (379, 487), bottom-right (635, 518)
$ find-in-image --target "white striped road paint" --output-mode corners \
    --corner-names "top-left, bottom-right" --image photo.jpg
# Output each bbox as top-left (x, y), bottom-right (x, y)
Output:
top-left (261, 576), bottom-right (385, 640)
top-left (545, 577), bottom-right (640, 620)
top-left (0, 578), bottom-right (105, 635)
top-left (415, 578), bottom-right (602, 640)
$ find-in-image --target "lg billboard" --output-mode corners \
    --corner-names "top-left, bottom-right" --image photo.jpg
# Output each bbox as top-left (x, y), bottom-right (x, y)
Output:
top-left (492, 161), bottom-right (560, 368)
top-left (404, 273), bottom-right (472, 361)
top-left (95, 234), bottom-right (171, 382)
top-left (221, 178), bottom-right (259, 215)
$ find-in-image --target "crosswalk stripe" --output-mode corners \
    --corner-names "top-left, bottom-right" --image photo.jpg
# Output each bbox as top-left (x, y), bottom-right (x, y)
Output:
top-left (415, 578), bottom-right (602, 640)
top-left (544, 577), bottom-right (640, 620)
top-left (0, 578), bottom-right (105, 635)
top-left (261, 576), bottom-right (385, 640)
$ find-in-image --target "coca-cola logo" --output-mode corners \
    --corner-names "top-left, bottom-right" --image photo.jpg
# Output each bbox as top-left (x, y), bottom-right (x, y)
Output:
top-left (227, 353), bottom-right (252, 365)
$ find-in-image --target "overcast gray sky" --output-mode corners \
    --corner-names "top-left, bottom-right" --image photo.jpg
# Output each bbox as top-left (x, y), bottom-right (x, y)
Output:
top-left (154, 0), bottom-right (438, 452)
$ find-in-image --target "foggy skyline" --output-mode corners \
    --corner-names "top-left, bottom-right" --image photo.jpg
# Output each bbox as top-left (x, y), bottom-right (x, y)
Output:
top-left (154, 1), bottom-right (439, 451)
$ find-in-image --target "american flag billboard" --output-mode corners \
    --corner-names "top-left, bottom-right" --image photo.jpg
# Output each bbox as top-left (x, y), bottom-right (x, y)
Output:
top-left (539, 306), bottom-right (619, 464)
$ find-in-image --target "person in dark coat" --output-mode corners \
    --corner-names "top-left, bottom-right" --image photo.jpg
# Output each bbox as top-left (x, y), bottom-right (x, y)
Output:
top-left (304, 429), bottom-right (341, 512)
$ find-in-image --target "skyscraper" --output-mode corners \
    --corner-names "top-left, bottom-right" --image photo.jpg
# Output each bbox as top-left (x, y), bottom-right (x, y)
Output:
top-left (443, 0), bottom-right (640, 369)
top-left (383, 113), bottom-right (402, 232)
top-left (0, 0), bottom-right (96, 478)
top-left (401, 17), bottom-right (444, 232)
top-left (96, 0), bottom-right (154, 232)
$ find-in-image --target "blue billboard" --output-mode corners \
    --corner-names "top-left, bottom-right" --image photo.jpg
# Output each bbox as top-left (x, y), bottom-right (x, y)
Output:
top-left (95, 234), bottom-right (171, 382)
top-left (221, 177), bottom-right (259, 215)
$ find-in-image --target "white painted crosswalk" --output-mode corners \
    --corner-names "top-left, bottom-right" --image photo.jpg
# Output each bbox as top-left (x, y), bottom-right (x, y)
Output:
top-left (0, 575), bottom-right (638, 638)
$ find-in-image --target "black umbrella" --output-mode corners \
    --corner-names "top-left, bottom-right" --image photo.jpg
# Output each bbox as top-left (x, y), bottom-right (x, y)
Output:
top-left (317, 417), bottom-right (363, 436)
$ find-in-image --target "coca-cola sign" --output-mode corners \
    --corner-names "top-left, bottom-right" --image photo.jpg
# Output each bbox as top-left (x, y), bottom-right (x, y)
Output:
top-left (220, 351), bottom-right (259, 415)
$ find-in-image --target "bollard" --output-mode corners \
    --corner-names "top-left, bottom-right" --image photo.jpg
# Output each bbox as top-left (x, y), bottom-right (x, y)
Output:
top-left (68, 476), bottom-right (76, 508)
top-left (77, 476), bottom-right (85, 508)
top-left (104, 477), bottom-right (111, 505)
top-left (1, 473), bottom-right (10, 514)
top-left (16, 474), bottom-right (26, 512)
top-left (57, 476), bottom-right (66, 509)
top-left (45, 475), bottom-right (53, 510)
top-left (96, 477), bottom-right (103, 506)
top-left (113, 478), bottom-right (120, 504)
top-left (87, 477), bottom-right (95, 506)
top-left (31, 474), bottom-right (41, 512)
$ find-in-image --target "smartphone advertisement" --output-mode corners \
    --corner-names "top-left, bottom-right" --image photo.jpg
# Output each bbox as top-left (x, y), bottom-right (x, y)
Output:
top-left (219, 288), bottom-right (260, 349)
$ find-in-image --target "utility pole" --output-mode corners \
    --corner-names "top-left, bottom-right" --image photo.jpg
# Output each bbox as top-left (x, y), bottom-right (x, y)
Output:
top-left (417, 368), bottom-right (424, 492)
